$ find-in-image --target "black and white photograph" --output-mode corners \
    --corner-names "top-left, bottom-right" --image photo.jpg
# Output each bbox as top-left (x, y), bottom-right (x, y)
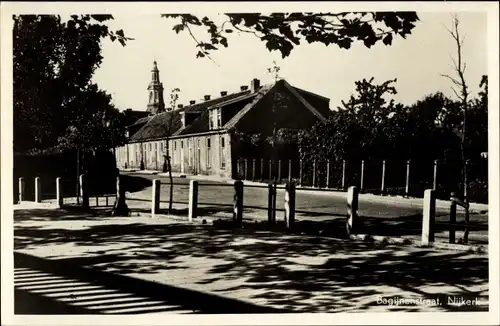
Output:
top-left (1, 1), bottom-right (499, 325)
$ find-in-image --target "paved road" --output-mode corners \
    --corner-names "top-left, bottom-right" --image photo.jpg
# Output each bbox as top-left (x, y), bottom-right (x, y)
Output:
top-left (13, 209), bottom-right (489, 313)
top-left (121, 172), bottom-right (488, 243)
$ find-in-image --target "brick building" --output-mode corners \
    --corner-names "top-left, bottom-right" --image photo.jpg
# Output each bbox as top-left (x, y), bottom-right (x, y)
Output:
top-left (115, 61), bottom-right (332, 178)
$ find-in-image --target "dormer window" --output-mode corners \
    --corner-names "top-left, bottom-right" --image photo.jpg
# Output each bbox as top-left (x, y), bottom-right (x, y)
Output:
top-left (216, 108), bottom-right (222, 128)
top-left (209, 107), bottom-right (221, 130)
top-left (209, 110), bottom-right (214, 130)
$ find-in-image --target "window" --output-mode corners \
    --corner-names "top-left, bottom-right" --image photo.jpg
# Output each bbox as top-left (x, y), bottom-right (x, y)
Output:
top-left (174, 141), bottom-right (177, 151)
top-left (220, 135), bottom-right (226, 169)
top-left (181, 140), bottom-right (183, 149)
top-left (161, 142), bottom-right (164, 152)
top-left (209, 110), bottom-right (214, 130)
top-left (188, 139), bottom-right (193, 167)
top-left (206, 138), bottom-right (211, 168)
top-left (216, 108), bottom-right (222, 128)
top-left (197, 139), bottom-right (200, 148)
top-left (149, 143), bottom-right (151, 151)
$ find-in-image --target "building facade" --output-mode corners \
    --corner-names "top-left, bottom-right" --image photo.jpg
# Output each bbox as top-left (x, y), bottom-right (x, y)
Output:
top-left (115, 61), bottom-right (332, 179)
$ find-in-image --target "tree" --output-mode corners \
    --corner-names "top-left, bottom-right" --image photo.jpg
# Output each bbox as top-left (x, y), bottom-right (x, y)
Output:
top-left (163, 88), bottom-right (181, 213)
top-left (440, 14), bottom-right (471, 201)
top-left (162, 12), bottom-right (419, 59)
top-left (13, 14), bottom-right (131, 152)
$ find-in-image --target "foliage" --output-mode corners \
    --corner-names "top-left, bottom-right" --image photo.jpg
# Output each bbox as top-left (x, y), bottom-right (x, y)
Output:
top-left (13, 14), bottom-right (132, 153)
top-left (161, 12), bottom-right (419, 59)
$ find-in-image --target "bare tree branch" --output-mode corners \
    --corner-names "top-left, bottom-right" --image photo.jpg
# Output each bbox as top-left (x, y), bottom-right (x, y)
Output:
top-left (450, 86), bottom-right (461, 100)
top-left (440, 73), bottom-right (462, 88)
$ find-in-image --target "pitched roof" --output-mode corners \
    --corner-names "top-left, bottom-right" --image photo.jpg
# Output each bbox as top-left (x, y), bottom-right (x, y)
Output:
top-left (223, 84), bottom-right (275, 130)
top-left (129, 90), bottom-right (251, 142)
top-left (223, 79), bottom-right (327, 130)
top-left (128, 115), bottom-right (152, 128)
top-left (128, 79), bottom-right (330, 142)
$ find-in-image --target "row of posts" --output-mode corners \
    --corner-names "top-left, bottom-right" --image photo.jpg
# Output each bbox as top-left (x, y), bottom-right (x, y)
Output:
top-left (18, 175), bottom-right (89, 209)
top-left (21, 175), bottom-right (441, 246)
top-left (150, 178), bottom-right (361, 233)
top-left (237, 158), bottom-right (442, 194)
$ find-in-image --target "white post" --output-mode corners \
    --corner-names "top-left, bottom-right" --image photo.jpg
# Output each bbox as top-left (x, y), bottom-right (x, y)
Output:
top-left (381, 160), bottom-right (386, 193)
top-left (341, 160), bottom-right (346, 189)
top-left (35, 177), bottom-right (41, 203)
top-left (421, 189), bottom-right (436, 246)
top-left (346, 186), bottom-right (360, 235)
top-left (18, 177), bottom-right (25, 203)
top-left (360, 160), bottom-right (365, 192)
top-left (188, 180), bottom-right (199, 221)
top-left (56, 177), bottom-right (63, 208)
top-left (79, 174), bottom-right (89, 208)
top-left (405, 159), bottom-right (411, 196)
top-left (284, 182), bottom-right (296, 228)
top-left (152, 179), bottom-right (161, 216)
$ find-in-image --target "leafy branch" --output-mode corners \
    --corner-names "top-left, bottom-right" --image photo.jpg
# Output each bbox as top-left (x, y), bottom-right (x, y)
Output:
top-left (162, 12), bottom-right (419, 59)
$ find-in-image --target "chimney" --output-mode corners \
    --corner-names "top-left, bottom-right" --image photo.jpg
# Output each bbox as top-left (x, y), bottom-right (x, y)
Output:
top-left (190, 100), bottom-right (196, 105)
top-left (220, 91), bottom-right (228, 96)
top-left (204, 95), bottom-right (211, 101)
top-left (251, 78), bottom-right (261, 93)
top-left (178, 104), bottom-right (184, 109)
top-left (240, 85), bottom-right (249, 91)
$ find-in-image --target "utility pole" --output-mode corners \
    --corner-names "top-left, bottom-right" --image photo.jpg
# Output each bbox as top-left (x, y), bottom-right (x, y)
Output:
top-left (267, 60), bottom-right (281, 182)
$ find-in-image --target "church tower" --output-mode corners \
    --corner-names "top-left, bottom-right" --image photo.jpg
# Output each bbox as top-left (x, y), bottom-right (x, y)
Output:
top-left (146, 60), bottom-right (165, 115)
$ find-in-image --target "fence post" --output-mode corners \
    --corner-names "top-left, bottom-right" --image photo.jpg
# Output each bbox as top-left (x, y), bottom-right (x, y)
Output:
top-left (268, 182), bottom-right (277, 225)
top-left (18, 177), bottom-right (25, 203)
top-left (252, 159), bottom-right (256, 181)
top-left (341, 160), bottom-right (346, 190)
top-left (288, 159), bottom-right (292, 183)
top-left (285, 182), bottom-right (296, 229)
top-left (35, 177), bottom-right (41, 203)
top-left (188, 180), bottom-right (199, 221)
top-left (112, 172), bottom-right (129, 216)
top-left (79, 174), bottom-right (89, 209)
top-left (268, 159), bottom-right (272, 181)
top-left (312, 160), bottom-right (317, 188)
top-left (152, 179), bottom-right (161, 216)
top-left (278, 160), bottom-right (282, 184)
top-left (233, 180), bottom-right (244, 227)
top-left (326, 160), bottom-right (331, 189)
top-left (405, 159), bottom-right (411, 197)
top-left (449, 192), bottom-right (456, 244)
top-left (433, 160), bottom-right (438, 191)
top-left (299, 159), bottom-right (303, 186)
top-left (360, 160), bottom-right (365, 192)
top-left (381, 160), bottom-right (386, 193)
top-left (346, 186), bottom-right (360, 235)
top-left (260, 158), bottom-right (264, 182)
top-left (56, 177), bottom-right (63, 208)
top-left (244, 158), bottom-right (248, 180)
top-left (421, 189), bottom-right (436, 246)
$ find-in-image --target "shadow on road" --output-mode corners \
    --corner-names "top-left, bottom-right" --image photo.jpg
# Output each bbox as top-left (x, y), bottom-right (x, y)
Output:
top-left (14, 252), bottom-right (284, 314)
top-left (14, 208), bottom-right (489, 313)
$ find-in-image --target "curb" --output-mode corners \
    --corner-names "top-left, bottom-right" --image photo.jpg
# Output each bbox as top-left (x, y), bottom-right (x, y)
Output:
top-left (130, 210), bottom-right (488, 255)
top-left (349, 234), bottom-right (488, 254)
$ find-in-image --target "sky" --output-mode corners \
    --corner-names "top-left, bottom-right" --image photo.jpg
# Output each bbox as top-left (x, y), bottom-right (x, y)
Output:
top-left (90, 11), bottom-right (488, 112)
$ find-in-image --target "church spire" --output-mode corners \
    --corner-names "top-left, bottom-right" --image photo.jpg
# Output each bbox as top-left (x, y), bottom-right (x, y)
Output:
top-left (147, 60), bottom-right (165, 115)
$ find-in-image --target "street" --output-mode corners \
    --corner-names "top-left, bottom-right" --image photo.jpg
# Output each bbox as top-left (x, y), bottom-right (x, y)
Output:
top-left (122, 172), bottom-right (488, 243)
top-left (13, 207), bottom-right (489, 314)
